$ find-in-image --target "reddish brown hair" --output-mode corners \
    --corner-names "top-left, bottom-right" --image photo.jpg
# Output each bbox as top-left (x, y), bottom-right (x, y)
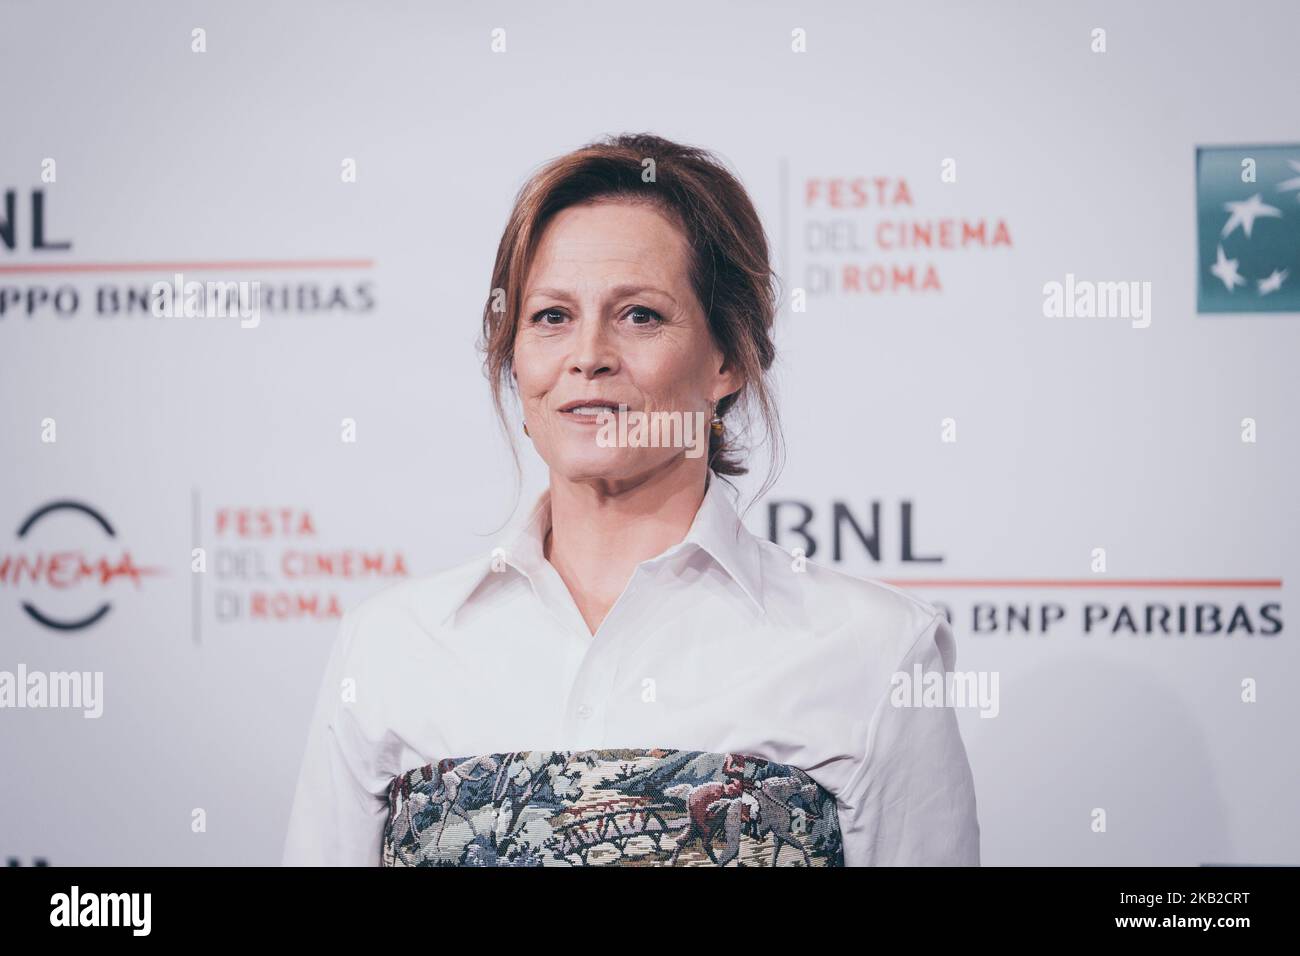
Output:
top-left (479, 132), bottom-right (784, 500)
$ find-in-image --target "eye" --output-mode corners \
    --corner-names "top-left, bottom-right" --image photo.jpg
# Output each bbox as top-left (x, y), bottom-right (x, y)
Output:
top-left (530, 308), bottom-right (568, 326)
top-left (625, 305), bottom-right (665, 326)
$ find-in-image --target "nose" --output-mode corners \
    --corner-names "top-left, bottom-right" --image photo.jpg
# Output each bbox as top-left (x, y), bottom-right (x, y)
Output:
top-left (568, 313), bottom-right (620, 379)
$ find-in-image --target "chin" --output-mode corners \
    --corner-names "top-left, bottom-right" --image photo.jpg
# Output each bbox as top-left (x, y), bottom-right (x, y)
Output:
top-left (551, 449), bottom-right (665, 484)
top-left (554, 457), bottom-right (637, 483)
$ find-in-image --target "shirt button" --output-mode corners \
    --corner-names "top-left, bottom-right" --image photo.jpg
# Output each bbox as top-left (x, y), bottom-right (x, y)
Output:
top-left (576, 704), bottom-right (593, 719)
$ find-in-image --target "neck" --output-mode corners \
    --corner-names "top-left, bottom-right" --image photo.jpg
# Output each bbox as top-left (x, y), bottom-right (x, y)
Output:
top-left (543, 462), bottom-right (711, 631)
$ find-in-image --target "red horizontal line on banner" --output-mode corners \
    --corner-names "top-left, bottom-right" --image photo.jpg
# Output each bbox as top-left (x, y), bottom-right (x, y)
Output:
top-left (0, 259), bottom-right (375, 274)
top-left (879, 579), bottom-right (1282, 588)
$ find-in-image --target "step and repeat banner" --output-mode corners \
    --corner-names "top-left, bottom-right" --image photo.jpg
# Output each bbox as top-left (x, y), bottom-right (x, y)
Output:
top-left (1, 1), bottom-right (1297, 865)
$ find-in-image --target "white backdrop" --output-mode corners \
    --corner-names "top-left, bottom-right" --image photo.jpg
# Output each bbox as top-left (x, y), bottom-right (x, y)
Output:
top-left (1, 0), bottom-right (1297, 865)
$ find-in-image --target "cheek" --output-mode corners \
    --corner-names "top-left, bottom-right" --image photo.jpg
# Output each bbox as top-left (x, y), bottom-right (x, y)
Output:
top-left (511, 344), bottom-right (553, 401)
top-left (629, 347), bottom-right (713, 405)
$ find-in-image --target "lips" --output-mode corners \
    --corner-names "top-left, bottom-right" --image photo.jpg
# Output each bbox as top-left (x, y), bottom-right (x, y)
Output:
top-left (558, 400), bottom-right (627, 416)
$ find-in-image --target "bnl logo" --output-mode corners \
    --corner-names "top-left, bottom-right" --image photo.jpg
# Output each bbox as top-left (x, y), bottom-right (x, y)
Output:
top-left (0, 188), bottom-right (72, 251)
top-left (1197, 145), bottom-right (1300, 313)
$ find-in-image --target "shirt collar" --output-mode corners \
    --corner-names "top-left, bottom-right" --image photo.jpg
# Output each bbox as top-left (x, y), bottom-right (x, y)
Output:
top-left (441, 474), bottom-right (766, 624)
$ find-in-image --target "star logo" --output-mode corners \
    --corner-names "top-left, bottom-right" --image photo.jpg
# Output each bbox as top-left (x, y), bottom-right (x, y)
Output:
top-left (1220, 193), bottom-right (1283, 239)
top-left (1210, 245), bottom-right (1246, 291)
top-left (1257, 268), bottom-right (1288, 295)
top-left (1277, 160), bottom-right (1300, 202)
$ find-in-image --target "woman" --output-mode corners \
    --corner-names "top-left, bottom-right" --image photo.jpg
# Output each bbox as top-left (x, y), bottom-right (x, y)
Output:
top-left (282, 133), bottom-right (980, 867)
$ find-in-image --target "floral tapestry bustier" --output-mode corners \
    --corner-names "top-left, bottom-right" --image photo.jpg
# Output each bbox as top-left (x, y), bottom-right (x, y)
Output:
top-left (382, 748), bottom-right (844, 867)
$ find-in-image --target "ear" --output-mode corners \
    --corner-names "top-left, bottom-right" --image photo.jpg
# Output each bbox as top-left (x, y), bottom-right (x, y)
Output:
top-left (713, 358), bottom-right (744, 403)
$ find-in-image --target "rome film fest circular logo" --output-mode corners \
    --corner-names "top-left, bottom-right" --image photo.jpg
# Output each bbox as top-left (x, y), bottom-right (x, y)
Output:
top-left (5, 500), bottom-right (160, 632)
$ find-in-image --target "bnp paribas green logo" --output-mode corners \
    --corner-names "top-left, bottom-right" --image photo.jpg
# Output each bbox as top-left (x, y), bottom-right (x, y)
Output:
top-left (1197, 145), bottom-right (1300, 313)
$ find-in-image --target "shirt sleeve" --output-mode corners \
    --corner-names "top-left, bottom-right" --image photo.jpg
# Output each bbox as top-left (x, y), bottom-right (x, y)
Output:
top-left (281, 607), bottom-right (390, 866)
top-left (840, 610), bottom-right (982, 865)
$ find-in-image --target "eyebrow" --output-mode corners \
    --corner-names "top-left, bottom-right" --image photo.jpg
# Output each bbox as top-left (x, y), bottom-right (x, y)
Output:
top-left (524, 284), bottom-right (678, 306)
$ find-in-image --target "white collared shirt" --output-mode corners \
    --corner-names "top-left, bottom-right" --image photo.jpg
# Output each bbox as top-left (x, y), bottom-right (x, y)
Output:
top-left (282, 475), bottom-right (980, 866)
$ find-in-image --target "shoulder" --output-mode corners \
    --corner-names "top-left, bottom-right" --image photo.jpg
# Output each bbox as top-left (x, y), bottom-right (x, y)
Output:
top-left (752, 536), bottom-right (946, 666)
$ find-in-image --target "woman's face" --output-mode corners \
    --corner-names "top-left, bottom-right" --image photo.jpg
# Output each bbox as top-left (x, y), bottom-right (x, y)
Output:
top-left (513, 199), bottom-right (741, 488)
